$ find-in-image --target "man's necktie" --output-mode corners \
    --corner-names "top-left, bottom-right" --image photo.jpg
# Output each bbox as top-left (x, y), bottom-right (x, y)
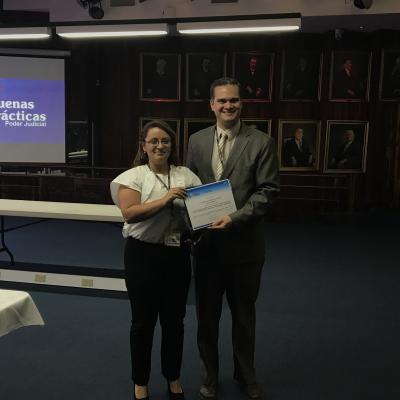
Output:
top-left (215, 133), bottom-right (228, 180)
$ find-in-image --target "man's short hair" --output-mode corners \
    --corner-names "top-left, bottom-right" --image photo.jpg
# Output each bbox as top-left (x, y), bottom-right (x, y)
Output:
top-left (210, 77), bottom-right (241, 99)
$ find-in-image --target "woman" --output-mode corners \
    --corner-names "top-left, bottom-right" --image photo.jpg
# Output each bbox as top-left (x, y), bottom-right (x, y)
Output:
top-left (110, 120), bottom-right (201, 400)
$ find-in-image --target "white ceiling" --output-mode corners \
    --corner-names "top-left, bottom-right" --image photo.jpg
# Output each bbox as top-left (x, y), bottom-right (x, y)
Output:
top-left (2, 0), bottom-right (400, 32)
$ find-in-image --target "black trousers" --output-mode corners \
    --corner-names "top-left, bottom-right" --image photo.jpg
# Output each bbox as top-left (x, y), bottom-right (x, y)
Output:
top-left (194, 243), bottom-right (263, 387)
top-left (124, 237), bottom-right (191, 385)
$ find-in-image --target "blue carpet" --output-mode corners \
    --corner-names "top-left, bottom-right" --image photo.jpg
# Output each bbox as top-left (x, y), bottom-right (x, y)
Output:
top-left (0, 217), bottom-right (399, 399)
top-left (0, 217), bottom-right (124, 269)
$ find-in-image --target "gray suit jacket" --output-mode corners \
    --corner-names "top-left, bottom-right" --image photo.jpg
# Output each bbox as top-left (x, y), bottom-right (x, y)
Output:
top-left (187, 122), bottom-right (280, 264)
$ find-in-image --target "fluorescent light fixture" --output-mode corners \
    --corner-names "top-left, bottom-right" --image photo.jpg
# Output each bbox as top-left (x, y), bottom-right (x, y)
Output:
top-left (0, 27), bottom-right (50, 40)
top-left (56, 24), bottom-right (168, 39)
top-left (177, 18), bottom-right (301, 35)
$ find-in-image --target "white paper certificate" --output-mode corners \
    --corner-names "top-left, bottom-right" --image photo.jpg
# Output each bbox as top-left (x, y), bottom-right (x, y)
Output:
top-left (185, 179), bottom-right (237, 230)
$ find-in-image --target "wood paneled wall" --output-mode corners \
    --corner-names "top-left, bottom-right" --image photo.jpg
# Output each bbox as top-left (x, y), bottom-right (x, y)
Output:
top-left (2, 29), bottom-right (400, 211)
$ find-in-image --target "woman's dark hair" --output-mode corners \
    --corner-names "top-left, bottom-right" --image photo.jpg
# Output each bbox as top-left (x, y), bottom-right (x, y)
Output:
top-left (132, 119), bottom-right (180, 167)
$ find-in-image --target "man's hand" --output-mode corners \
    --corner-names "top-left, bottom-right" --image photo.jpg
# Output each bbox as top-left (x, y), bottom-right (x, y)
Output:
top-left (210, 215), bottom-right (232, 230)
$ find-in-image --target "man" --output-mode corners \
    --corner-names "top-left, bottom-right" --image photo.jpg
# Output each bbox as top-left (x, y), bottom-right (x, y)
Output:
top-left (242, 56), bottom-right (265, 99)
top-left (284, 56), bottom-right (316, 99)
top-left (283, 127), bottom-right (313, 167)
top-left (333, 58), bottom-right (362, 99)
top-left (145, 57), bottom-right (176, 99)
top-left (330, 129), bottom-right (361, 169)
top-left (187, 78), bottom-right (279, 400)
top-left (191, 57), bottom-right (214, 99)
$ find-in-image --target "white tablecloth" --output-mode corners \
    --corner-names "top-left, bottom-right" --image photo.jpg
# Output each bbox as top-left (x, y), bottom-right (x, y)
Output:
top-left (0, 290), bottom-right (45, 337)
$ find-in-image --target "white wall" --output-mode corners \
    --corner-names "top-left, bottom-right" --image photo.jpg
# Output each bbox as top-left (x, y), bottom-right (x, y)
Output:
top-left (3, 0), bottom-right (400, 22)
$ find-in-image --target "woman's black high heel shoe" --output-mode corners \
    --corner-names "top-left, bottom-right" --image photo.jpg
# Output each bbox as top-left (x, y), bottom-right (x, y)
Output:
top-left (134, 395), bottom-right (149, 400)
top-left (167, 380), bottom-right (185, 400)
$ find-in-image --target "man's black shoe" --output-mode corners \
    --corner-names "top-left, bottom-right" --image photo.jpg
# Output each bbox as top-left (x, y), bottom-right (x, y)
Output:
top-left (240, 382), bottom-right (262, 399)
top-left (199, 384), bottom-right (217, 400)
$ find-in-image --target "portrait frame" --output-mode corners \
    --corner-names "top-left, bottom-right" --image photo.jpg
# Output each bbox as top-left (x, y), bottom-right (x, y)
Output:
top-left (329, 51), bottom-right (371, 102)
top-left (280, 51), bottom-right (323, 102)
top-left (324, 120), bottom-right (369, 173)
top-left (379, 49), bottom-right (400, 101)
top-left (242, 119), bottom-right (271, 135)
top-left (183, 118), bottom-right (214, 162)
top-left (139, 117), bottom-right (181, 149)
top-left (139, 53), bottom-right (181, 102)
top-left (186, 53), bottom-right (227, 101)
top-left (278, 120), bottom-right (321, 172)
top-left (232, 52), bottom-right (274, 102)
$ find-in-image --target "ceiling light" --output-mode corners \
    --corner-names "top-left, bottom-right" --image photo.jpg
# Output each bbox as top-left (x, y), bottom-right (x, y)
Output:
top-left (0, 27), bottom-right (51, 40)
top-left (177, 17), bottom-right (301, 35)
top-left (56, 24), bottom-right (168, 39)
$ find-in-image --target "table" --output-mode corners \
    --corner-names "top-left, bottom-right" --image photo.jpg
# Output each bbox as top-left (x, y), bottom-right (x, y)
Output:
top-left (0, 289), bottom-right (44, 337)
top-left (0, 199), bottom-right (124, 264)
top-left (0, 199), bottom-right (123, 221)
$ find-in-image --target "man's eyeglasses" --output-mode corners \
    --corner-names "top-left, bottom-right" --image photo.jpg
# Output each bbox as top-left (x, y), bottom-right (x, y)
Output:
top-left (144, 138), bottom-right (172, 146)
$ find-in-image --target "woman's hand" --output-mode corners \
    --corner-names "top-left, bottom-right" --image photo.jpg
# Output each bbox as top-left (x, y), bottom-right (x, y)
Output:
top-left (119, 185), bottom-right (185, 223)
top-left (162, 187), bottom-right (187, 205)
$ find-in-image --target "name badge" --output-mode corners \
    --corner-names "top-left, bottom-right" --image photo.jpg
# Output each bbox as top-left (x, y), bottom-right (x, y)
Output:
top-left (164, 232), bottom-right (181, 247)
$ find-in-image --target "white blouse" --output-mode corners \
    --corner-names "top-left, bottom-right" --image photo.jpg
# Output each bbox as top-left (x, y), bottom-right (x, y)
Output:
top-left (110, 164), bottom-right (201, 243)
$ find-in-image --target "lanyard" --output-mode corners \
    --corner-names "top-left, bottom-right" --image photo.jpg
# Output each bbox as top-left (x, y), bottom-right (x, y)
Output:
top-left (153, 171), bottom-right (171, 191)
top-left (148, 164), bottom-right (174, 215)
top-left (153, 169), bottom-right (170, 191)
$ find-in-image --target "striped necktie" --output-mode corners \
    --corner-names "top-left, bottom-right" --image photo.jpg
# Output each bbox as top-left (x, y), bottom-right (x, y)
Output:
top-left (215, 133), bottom-right (228, 180)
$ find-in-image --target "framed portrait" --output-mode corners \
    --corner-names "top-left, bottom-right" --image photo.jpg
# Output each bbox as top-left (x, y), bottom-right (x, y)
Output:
top-left (183, 118), bottom-right (214, 162)
top-left (242, 119), bottom-right (271, 135)
top-left (278, 120), bottom-right (321, 171)
top-left (186, 53), bottom-right (227, 101)
top-left (329, 51), bottom-right (371, 102)
top-left (140, 53), bottom-right (181, 101)
top-left (232, 52), bottom-right (274, 102)
top-left (139, 117), bottom-right (181, 148)
top-left (324, 120), bottom-right (369, 173)
top-left (280, 51), bottom-right (322, 101)
top-left (379, 49), bottom-right (400, 101)
top-left (66, 120), bottom-right (90, 164)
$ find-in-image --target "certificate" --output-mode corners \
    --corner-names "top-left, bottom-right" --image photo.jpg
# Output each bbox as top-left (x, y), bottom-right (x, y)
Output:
top-left (185, 179), bottom-right (237, 230)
